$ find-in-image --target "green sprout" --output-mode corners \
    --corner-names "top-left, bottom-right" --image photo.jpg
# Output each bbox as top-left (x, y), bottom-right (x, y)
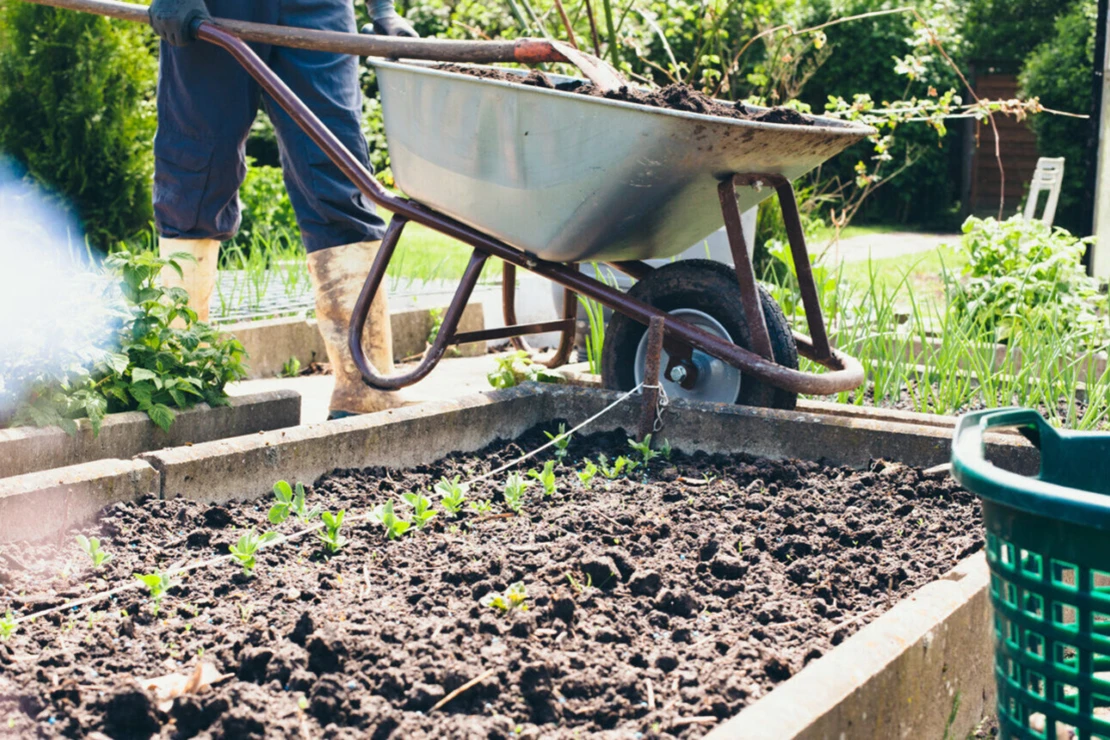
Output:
top-left (0, 611), bottom-right (15, 641)
top-left (597, 454), bottom-right (635, 479)
top-left (402, 491), bottom-right (437, 528)
top-left (370, 502), bottom-right (409, 541)
top-left (135, 570), bottom-right (174, 616)
top-left (576, 459), bottom-right (598, 489)
top-left (269, 480), bottom-right (321, 525)
top-left (528, 460), bottom-right (558, 497)
top-left (435, 475), bottom-right (468, 516)
top-left (628, 434), bottom-right (661, 466)
top-left (503, 472), bottom-right (530, 513)
top-left (280, 356), bottom-right (302, 378)
top-left (660, 438), bottom-right (673, 461)
top-left (480, 581), bottom-right (529, 613)
top-left (469, 499), bottom-right (493, 515)
top-left (76, 534), bottom-right (113, 570)
top-left (228, 529), bottom-right (279, 576)
top-left (318, 510), bottom-right (348, 553)
top-left (544, 423), bottom-right (572, 460)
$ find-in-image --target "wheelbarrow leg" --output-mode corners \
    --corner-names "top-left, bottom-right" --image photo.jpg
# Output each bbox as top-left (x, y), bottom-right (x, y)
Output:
top-left (349, 215), bottom-right (489, 390)
top-left (718, 178), bottom-right (774, 361)
top-left (502, 262), bottom-right (578, 369)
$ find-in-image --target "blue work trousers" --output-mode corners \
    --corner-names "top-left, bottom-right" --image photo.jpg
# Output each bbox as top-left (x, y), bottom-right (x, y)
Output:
top-left (153, 0), bottom-right (386, 252)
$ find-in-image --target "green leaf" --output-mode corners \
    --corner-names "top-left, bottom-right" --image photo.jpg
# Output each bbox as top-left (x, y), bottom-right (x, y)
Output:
top-left (147, 404), bottom-right (175, 432)
top-left (103, 352), bottom-right (131, 375)
top-left (131, 367), bottom-right (157, 383)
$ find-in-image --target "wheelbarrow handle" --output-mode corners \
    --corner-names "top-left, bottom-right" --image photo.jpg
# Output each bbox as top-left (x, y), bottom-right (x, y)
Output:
top-left (19, 0), bottom-right (624, 89)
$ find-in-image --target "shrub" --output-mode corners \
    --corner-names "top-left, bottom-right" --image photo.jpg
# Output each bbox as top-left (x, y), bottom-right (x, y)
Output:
top-left (236, 160), bottom-right (299, 245)
top-left (0, 4), bottom-right (157, 248)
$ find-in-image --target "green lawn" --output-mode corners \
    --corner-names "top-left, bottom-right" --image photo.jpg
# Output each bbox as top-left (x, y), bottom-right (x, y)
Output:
top-left (837, 244), bottom-right (967, 304)
top-left (385, 219), bottom-right (503, 287)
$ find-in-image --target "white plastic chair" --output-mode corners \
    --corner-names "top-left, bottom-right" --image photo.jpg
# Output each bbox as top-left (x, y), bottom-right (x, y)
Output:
top-left (1023, 157), bottom-right (1066, 227)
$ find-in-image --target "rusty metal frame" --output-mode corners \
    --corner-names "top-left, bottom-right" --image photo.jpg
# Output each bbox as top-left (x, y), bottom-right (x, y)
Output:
top-left (198, 24), bottom-right (863, 398)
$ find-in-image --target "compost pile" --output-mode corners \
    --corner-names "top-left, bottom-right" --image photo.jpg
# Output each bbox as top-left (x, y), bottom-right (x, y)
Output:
top-left (0, 427), bottom-right (980, 738)
top-left (437, 64), bottom-right (814, 126)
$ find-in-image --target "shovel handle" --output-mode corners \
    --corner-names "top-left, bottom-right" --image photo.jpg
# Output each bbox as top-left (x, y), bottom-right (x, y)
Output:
top-left (19, 0), bottom-right (608, 69)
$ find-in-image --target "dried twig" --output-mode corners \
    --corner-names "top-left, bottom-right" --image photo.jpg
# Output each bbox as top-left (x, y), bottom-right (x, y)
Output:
top-left (645, 678), bottom-right (656, 711)
top-left (430, 667), bottom-right (498, 712)
top-left (671, 716), bottom-right (718, 728)
top-left (582, 0), bottom-right (602, 57)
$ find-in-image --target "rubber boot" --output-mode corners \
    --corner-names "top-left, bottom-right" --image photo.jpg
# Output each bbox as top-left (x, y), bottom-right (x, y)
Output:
top-left (307, 241), bottom-right (409, 417)
top-left (159, 237), bottom-right (220, 324)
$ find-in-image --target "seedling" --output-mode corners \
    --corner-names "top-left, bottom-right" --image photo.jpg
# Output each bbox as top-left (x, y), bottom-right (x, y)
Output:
top-left (228, 529), bottom-right (279, 576)
top-left (269, 480), bottom-right (321, 525)
top-left (576, 460), bottom-right (598, 489)
top-left (597, 454), bottom-right (634, 479)
top-left (660, 438), bottom-right (673, 461)
top-left (0, 611), bottom-right (15, 641)
top-left (369, 502), bottom-right (409, 541)
top-left (528, 460), bottom-right (558, 497)
top-left (76, 534), bottom-right (113, 570)
top-left (544, 424), bottom-right (572, 460)
top-left (503, 472), bottom-right (530, 513)
top-left (469, 499), bottom-right (493, 515)
top-left (402, 492), bottom-right (437, 528)
top-left (480, 581), bottom-right (529, 612)
top-left (628, 434), bottom-right (660, 466)
top-left (318, 510), bottom-right (349, 552)
top-left (280, 356), bottom-right (302, 378)
top-left (135, 570), bottom-right (173, 616)
top-left (435, 476), bottom-right (468, 516)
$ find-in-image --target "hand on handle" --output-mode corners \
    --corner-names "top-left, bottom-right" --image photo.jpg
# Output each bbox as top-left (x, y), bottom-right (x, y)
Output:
top-left (366, 0), bottom-right (418, 37)
top-left (148, 0), bottom-right (210, 46)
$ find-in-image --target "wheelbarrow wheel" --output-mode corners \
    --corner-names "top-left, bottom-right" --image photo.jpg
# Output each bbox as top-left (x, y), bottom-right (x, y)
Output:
top-left (601, 260), bottom-right (798, 409)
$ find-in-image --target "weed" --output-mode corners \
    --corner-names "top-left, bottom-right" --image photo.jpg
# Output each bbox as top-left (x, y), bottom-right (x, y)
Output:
top-left (435, 475), bottom-right (468, 516)
top-left (576, 459), bottom-right (598, 489)
top-left (402, 492), bottom-right (437, 528)
top-left (544, 423), bottom-right (572, 460)
top-left (660, 438), bottom-right (673, 461)
top-left (503, 472), bottom-right (530, 513)
top-left (0, 611), bottom-right (15, 641)
top-left (228, 529), bottom-right (279, 576)
top-left (487, 351), bottom-right (563, 389)
top-left (318, 510), bottom-right (348, 552)
top-left (597, 454), bottom-right (634, 479)
top-left (528, 460), bottom-right (558, 497)
top-left (269, 481), bottom-right (321, 525)
top-left (280, 356), bottom-right (301, 378)
top-left (628, 434), bottom-right (661, 467)
top-left (76, 534), bottom-right (113, 570)
top-left (566, 572), bottom-right (583, 594)
top-left (469, 499), bottom-right (493, 515)
top-left (480, 581), bottom-right (529, 612)
top-left (135, 570), bottom-right (173, 615)
top-left (370, 502), bottom-right (409, 541)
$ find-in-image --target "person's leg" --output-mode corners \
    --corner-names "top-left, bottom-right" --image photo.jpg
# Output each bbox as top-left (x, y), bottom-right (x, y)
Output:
top-left (264, 0), bottom-right (403, 417)
top-left (153, 0), bottom-right (276, 321)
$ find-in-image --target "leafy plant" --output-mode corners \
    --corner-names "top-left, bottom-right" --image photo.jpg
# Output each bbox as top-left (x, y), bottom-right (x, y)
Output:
top-left (236, 160), bottom-right (299, 245)
top-left (576, 459), bottom-right (599, 489)
top-left (487, 350), bottom-right (563, 389)
top-left (269, 480), bottom-right (321, 525)
top-left (76, 534), bottom-right (113, 570)
top-left (660, 438), bottom-right (673, 461)
top-left (318, 510), bottom-right (349, 552)
top-left (528, 460), bottom-right (558, 497)
top-left (0, 611), bottom-right (15, 641)
top-left (544, 423), bottom-right (572, 460)
top-left (12, 250), bottom-right (247, 435)
top-left (369, 502), bottom-right (409, 541)
top-left (280, 356), bottom-right (301, 378)
top-left (228, 529), bottom-right (278, 576)
top-left (469, 499), bottom-right (493, 515)
top-left (135, 570), bottom-right (173, 616)
top-left (480, 581), bottom-right (529, 613)
top-left (628, 434), bottom-right (661, 467)
top-left (597, 454), bottom-right (635, 480)
top-left (435, 475), bottom-right (468, 516)
top-left (503, 472), bottom-right (530, 513)
top-left (402, 491), bottom-right (437, 528)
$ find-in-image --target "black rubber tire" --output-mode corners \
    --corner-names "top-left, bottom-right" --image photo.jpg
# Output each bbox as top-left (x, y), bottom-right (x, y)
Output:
top-left (600, 260), bottom-right (799, 410)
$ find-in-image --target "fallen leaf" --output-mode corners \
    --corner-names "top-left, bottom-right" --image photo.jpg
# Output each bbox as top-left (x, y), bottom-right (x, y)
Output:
top-left (139, 661), bottom-right (229, 711)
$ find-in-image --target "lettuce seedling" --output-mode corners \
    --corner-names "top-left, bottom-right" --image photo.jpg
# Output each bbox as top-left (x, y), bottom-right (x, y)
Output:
top-left (318, 510), bottom-right (349, 552)
top-left (76, 534), bottom-right (113, 569)
top-left (597, 454), bottom-right (635, 479)
top-left (628, 434), bottom-right (661, 466)
top-left (544, 423), bottom-right (572, 460)
top-left (228, 529), bottom-right (279, 576)
top-left (0, 611), bottom-right (15, 641)
top-left (660, 438), bottom-right (673, 461)
top-left (370, 502), bottom-right (409, 541)
top-left (503, 472), bottom-right (530, 513)
top-left (435, 476), bottom-right (468, 516)
top-left (528, 460), bottom-right (558, 497)
top-left (480, 581), bottom-right (529, 613)
top-left (576, 460), bottom-right (598, 489)
top-left (469, 499), bottom-right (493, 515)
top-left (402, 492), bottom-right (437, 528)
top-left (270, 480), bottom-right (321, 525)
top-left (135, 570), bottom-right (174, 616)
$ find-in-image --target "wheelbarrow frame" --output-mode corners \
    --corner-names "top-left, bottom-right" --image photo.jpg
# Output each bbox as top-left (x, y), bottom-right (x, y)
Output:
top-left (199, 24), bottom-right (864, 399)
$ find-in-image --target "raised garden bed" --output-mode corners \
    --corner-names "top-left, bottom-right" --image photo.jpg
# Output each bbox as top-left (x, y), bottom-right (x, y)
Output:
top-left (0, 386), bottom-right (1032, 738)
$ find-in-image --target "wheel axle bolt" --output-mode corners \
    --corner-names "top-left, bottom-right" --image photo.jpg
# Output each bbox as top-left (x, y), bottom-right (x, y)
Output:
top-left (668, 366), bottom-right (687, 383)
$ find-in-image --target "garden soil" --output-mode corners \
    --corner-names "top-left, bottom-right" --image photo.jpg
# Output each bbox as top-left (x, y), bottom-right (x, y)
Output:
top-left (437, 64), bottom-right (814, 126)
top-left (0, 427), bottom-right (981, 739)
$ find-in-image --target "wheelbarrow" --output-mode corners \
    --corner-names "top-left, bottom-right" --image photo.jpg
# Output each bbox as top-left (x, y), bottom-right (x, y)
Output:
top-left (24, 0), bottom-right (875, 409)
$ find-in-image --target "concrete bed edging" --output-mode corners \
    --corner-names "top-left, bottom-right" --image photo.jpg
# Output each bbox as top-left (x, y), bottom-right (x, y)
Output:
top-left (0, 390), bottom-right (301, 480)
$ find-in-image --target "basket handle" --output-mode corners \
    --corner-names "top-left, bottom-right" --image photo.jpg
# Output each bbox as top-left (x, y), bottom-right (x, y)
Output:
top-left (951, 407), bottom-right (1061, 501)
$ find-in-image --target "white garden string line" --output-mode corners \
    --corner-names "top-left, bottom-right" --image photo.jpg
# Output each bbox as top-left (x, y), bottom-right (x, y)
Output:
top-left (12, 383), bottom-right (659, 628)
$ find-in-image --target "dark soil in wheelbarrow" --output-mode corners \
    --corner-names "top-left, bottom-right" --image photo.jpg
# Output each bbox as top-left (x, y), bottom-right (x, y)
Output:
top-left (0, 426), bottom-right (981, 739)
top-left (437, 64), bottom-right (814, 126)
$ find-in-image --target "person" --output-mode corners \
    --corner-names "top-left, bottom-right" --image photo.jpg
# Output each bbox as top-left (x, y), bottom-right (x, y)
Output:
top-left (147, 0), bottom-right (416, 419)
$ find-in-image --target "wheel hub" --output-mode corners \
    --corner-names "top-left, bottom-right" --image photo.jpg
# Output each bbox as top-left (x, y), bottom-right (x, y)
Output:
top-left (633, 309), bottom-right (742, 404)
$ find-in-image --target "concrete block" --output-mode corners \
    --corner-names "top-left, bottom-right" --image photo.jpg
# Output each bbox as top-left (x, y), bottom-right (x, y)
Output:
top-left (708, 554), bottom-right (994, 740)
top-left (140, 385), bottom-right (544, 505)
top-left (0, 459), bottom-right (159, 543)
top-left (0, 391), bottom-right (301, 479)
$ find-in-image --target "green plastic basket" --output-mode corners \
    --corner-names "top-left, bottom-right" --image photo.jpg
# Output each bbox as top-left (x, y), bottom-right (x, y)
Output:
top-left (952, 408), bottom-right (1110, 740)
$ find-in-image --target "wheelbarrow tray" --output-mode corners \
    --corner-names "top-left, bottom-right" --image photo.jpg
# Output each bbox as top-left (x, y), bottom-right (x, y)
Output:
top-left (371, 60), bottom-right (873, 264)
